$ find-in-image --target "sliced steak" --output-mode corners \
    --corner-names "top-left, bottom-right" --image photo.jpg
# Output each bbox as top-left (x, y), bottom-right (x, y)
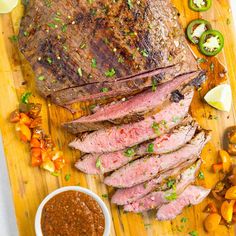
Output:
top-left (63, 71), bottom-right (200, 133)
top-left (104, 131), bottom-right (210, 188)
top-left (123, 160), bottom-right (201, 212)
top-left (19, 0), bottom-right (197, 101)
top-left (111, 157), bottom-right (199, 205)
top-left (51, 65), bottom-right (196, 105)
top-left (69, 89), bottom-right (194, 153)
top-left (75, 116), bottom-right (198, 174)
top-left (156, 185), bottom-right (210, 221)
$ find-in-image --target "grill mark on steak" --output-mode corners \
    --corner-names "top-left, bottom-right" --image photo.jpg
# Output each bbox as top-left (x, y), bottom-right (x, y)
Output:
top-left (63, 71), bottom-right (200, 133)
top-left (104, 131), bottom-right (210, 188)
top-left (156, 185), bottom-right (210, 221)
top-left (19, 0), bottom-right (198, 100)
top-left (74, 116), bottom-right (198, 175)
top-left (69, 89), bottom-right (194, 153)
top-left (123, 160), bottom-right (201, 213)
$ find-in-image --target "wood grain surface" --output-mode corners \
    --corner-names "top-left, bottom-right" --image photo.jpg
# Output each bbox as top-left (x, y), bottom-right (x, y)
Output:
top-left (0, 0), bottom-right (236, 235)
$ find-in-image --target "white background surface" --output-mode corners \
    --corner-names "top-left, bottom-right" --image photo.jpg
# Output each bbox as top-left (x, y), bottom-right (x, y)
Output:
top-left (0, 1), bottom-right (236, 236)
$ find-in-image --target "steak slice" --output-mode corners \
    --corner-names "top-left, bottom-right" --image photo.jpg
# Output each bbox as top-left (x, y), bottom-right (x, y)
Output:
top-left (69, 89), bottom-right (194, 153)
top-left (75, 116), bottom-right (198, 174)
top-left (19, 0), bottom-right (197, 99)
top-left (51, 65), bottom-right (193, 105)
top-left (156, 185), bottom-right (210, 221)
top-left (123, 160), bottom-right (201, 212)
top-left (63, 71), bottom-right (200, 133)
top-left (104, 131), bottom-right (210, 188)
top-left (111, 157), bottom-right (199, 205)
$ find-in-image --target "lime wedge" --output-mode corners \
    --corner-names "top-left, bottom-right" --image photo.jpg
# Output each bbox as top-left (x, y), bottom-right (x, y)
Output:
top-left (204, 84), bottom-right (232, 112)
top-left (0, 0), bottom-right (18, 14)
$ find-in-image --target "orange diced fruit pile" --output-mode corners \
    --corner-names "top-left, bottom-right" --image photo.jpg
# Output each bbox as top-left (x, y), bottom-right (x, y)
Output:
top-left (9, 103), bottom-right (65, 173)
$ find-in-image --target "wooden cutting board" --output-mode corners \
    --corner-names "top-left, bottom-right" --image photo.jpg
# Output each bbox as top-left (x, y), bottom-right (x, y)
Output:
top-left (0, 1), bottom-right (236, 235)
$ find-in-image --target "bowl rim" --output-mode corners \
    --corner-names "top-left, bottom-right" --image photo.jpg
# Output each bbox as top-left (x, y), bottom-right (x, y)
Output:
top-left (35, 186), bottom-right (111, 236)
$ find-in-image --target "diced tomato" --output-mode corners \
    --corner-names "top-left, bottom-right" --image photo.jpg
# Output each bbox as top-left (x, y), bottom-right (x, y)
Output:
top-left (9, 109), bottom-right (20, 123)
top-left (54, 157), bottom-right (65, 171)
top-left (212, 163), bottom-right (223, 173)
top-left (31, 155), bottom-right (42, 167)
top-left (31, 128), bottom-right (43, 140)
top-left (51, 151), bottom-right (63, 161)
top-left (19, 113), bottom-right (32, 126)
top-left (205, 202), bottom-right (218, 213)
top-left (31, 147), bottom-right (41, 158)
top-left (31, 147), bottom-right (42, 167)
top-left (30, 138), bottom-right (41, 148)
top-left (16, 124), bottom-right (31, 142)
top-left (30, 117), bottom-right (42, 128)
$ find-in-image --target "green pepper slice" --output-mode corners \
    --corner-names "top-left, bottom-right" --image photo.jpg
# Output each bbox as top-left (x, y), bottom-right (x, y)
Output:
top-left (199, 30), bottom-right (224, 56)
top-left (189, 0), bottom-right (212, 12)
top-left (187, 19), bottom-right (212, 44)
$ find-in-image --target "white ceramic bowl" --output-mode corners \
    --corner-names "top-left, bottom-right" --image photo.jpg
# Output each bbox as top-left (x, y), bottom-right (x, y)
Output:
top-left (35, 186), bottom-right (111, 236)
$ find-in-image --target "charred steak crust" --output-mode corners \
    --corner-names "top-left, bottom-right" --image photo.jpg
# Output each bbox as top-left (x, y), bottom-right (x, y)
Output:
top-left (19, 0), bottom-right (198, 101)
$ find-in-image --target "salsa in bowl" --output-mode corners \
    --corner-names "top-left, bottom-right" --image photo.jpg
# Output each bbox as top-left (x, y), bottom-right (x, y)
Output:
top-left (35, 186), bottom-right (111, 236)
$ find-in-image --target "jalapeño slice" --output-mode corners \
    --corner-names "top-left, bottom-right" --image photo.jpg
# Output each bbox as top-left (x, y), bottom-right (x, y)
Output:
top-left (199, 30), bottom-right (224, 56)
top-left (187, 19), bottom-right (212, 44)
top-left (189, 0), bottom-right (212, 12)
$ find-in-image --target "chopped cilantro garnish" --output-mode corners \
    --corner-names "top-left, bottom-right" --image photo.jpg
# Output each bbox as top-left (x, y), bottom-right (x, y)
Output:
top-left (53, 17), bottom-right (61, 22)
top-left (172, 116), bottom-right (180, 123)
top-left (118, 56), bottom-right (124, 63)
top-left (103, 38), bottom-right (109, 44)
top-left (77, 68), bottom-right (83, 77)
top-left (127, 0), bottom-right (133, 9)
top-left (198, 171), bottom-right (205, 180)
top-left (44, 0), bottom-right (52, 7)
top-left (61, 24), bottom-right (67, 32)
top-left (21, 92), bottom-right (32, 104)
top-left (37, 75), bottom-right (45, 81)
top-left (152, 122), bottom-right (160, 135)
top-left (102, 194), bottom-right (108, 198)
top-left (101, 87), bottom-right (109, 92)
top-left (147, 143), bottom-right (154, 153)
top-left (141, 49), bottom-right (149, 57)
top-left (181, 217), bottom-right (188, 223)
top-left (23, 31), bottom-right (29, 37)
top-left (9, 35), bottom-right (18, 42)
top-left (96, 158), bottom-right (102, 169)
top-left (47, 57), bottom-right (52, 65)
top-left (51, 172), bottom-right (60, 177)
top-left (210, 62), bottom-right (214, 72)
top-left (189, 231), bottom-right (198, 236)
top-left (166, 179), bottom-right (176, 189)
top-left (152, 79), bottom-right (157, 92)
top-left (91, 58), bottom-right (97, 68)
top-left (80, 43), bottom-right (86, 49)
top-left (124, 147), bottom-right (135, 157)
top-left (165, 192), bottom-right (177, 201)
top-left (47, 23), bottom-right (56, 29)
top-left (197, 58), bottom-right (206, 63)
top-left (105, 68), bottom-right (116, 77)
top-left (64, 174), bottom-right (71, 181)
